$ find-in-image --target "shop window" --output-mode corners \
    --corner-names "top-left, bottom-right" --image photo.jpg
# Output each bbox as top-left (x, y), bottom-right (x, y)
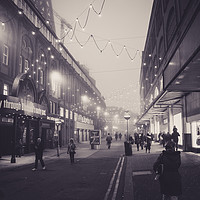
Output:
top-left (3, 84), bottom-right (9, 95)
top-left (2, 44), bottom-right (9, 65)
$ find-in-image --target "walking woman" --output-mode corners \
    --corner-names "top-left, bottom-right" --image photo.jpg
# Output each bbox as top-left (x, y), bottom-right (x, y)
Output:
top-left (67, 138), bottom-right (76, 164)
top-left (153, 141), bottom-right (182, 200)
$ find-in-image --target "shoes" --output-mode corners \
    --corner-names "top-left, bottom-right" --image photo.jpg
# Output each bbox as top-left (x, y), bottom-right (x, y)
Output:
top-left (32, 168), bottom-right (37, 171)
top-left (42, 166), bottom-right (46, 170)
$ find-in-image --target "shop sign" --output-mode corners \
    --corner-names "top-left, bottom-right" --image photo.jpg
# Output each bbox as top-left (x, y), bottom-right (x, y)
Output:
top-left (90, 130), bottom-right (101, 145)
top-left (0, 95), bottom-right (46, 116)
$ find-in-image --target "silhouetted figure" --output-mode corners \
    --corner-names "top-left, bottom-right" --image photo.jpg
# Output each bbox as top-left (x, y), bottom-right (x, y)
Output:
top-left (119, 133), bottom-right (122, 140)
top-left (171, 127), bottom-right (180, 151)
top-left (115, 133), bottom-right (118, 141)
top-left (32, 138), bottom-right (46, 171)
top-left (106, 133), bottom-right (112, 149)
top-left (153, 141), bottom-right (182, 200)
top-left (67, 138), bottom-right (76, 164)
top-left (145, 133), bottom-right (152, 153)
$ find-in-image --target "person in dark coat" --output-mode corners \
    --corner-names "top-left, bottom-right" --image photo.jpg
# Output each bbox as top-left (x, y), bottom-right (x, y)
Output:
top-left (134, 133), bottom-right (140, 151)
top-left (153, 141), bottom-right (182, 200)
top-left (106, 133), bottom-right (112, 149)
top-left (171, 127), bottom-right (180, 151)
top-left (32, 137), bottom-right (46, 171)
top-left (145, 133), bottom-right (152, 153)
top-left (67, 138), bottom-right (76, 164)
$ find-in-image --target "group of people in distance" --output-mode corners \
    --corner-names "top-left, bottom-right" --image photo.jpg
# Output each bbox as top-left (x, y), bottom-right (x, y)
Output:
top-left (158, 126), bottom-right (180, 151)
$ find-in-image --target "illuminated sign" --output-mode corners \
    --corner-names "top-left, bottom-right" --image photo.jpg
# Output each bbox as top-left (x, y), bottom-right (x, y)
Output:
top-left (0, 95), bottom-right (46, 116)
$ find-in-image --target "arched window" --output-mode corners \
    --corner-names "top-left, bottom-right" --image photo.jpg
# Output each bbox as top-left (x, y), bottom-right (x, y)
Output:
top-left (21, 35), bottom-right (33, 73)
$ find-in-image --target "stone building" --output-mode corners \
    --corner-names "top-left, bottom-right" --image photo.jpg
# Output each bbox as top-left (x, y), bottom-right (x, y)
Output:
top-left (138, 0), bottom-right (200, 152)
top-left (0, 0), bottom-right (106, 159)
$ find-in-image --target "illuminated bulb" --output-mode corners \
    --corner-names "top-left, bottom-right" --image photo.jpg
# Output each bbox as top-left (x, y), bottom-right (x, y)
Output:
top-left (41, 54), bottom-right (44, 57)
top-left (143, 62), bottom-right (146, 66)
top-left (32, 64), bottom-right (34, 67)
top-left (51, 55), bottom-right (54, 59)
top-left (44, 62), bottom-right (47, 65)
top-left (32, 31), bottom-right (35, 35)
top-left (149, 54), bottom-right (152, 57)
top-left (18, 10), bottom-right (23, 15)
top-left (36, 59), bottom-right (39, 62)
top-left (1, 22), bottom-right (5, 26)
top-left (33, 71), bottom-right (36, 74)
top-left (46, 20), bottom-right (50, 24)
top-left (155, 65), bottom-right (157, 68)
top-left (48, 47), bottom-right (51, 51)
top-left (159, 57), bottom-right (162, 60)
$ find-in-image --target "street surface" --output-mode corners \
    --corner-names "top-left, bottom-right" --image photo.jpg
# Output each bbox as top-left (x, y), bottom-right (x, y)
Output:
top-left (1, 139), bottom-right (200, 200)
top-left (0, 139), bottom-right (126, 200)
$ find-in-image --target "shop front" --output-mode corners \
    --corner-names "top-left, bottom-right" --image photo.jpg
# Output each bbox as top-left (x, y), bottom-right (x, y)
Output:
top-left (0, 94), bottom-right (54, 156)
top-left (74, 121), bottom-right (94, 143)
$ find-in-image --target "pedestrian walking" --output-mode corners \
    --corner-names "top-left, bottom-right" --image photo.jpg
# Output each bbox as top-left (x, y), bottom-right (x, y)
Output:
top-left (140, 133), bottom-right (144, 150)
top-left (134, 133), bottom-right (140, 151)
top-left (171, 126), bottom-right (180, 151)
top-left (115, 132), bottom-right (118, 141)
top-left (119, 133), bottom-right (122, 140)
top-left (67, 138), bottom-right (76, 164)
top-left (106, 133), bottom-right (112, 149)
top-left (153, 141), bottom-right (182, 200)
top-left (32, 137), bottom-right (46, 171)
top-left (145, 133), bottom-right (152, 153)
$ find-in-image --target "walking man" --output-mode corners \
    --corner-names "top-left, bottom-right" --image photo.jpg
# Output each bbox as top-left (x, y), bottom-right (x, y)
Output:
top-left (106, 133), bottom-right (112, 149)
top-left (32, 137), bottom-right (46, 171)
top-left (171, 126), bottom-right (180, 151)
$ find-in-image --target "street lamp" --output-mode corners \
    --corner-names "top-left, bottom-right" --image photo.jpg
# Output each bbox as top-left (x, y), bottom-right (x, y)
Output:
top-left (55, 119), bottom-right (62, 157)
top-left (124, 111), bottom-right (131, 141)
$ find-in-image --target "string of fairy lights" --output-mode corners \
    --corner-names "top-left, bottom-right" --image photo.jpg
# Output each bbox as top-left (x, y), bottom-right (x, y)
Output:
top-left (52, 0), bottom-right (142, 61)
top-left (0, 0), bottom-right (144, 62)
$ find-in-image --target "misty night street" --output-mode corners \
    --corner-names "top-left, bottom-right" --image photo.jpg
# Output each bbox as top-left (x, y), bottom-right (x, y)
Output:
top-left (1, 0), bottom-right (200, 199)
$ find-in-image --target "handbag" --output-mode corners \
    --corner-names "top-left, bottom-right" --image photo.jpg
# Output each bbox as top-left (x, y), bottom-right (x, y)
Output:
top-left (154, 163), bottom-right (164, 180)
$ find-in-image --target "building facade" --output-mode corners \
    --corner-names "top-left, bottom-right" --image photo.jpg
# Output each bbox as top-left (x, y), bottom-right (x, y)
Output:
top-left (0, 0), bottom-right (106, 158)
top-left (138, 0), bottom-right (200, 152)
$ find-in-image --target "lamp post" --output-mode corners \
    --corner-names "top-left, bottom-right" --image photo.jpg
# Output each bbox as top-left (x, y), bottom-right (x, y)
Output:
top-left (124, 111), bottom-right (131, 141)
top-left (55, 119), bottom-right (62, 157)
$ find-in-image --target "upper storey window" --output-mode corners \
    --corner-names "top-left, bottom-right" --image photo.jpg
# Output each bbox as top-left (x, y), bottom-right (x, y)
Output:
top-left (166, 7), bottom-right (176, 47)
